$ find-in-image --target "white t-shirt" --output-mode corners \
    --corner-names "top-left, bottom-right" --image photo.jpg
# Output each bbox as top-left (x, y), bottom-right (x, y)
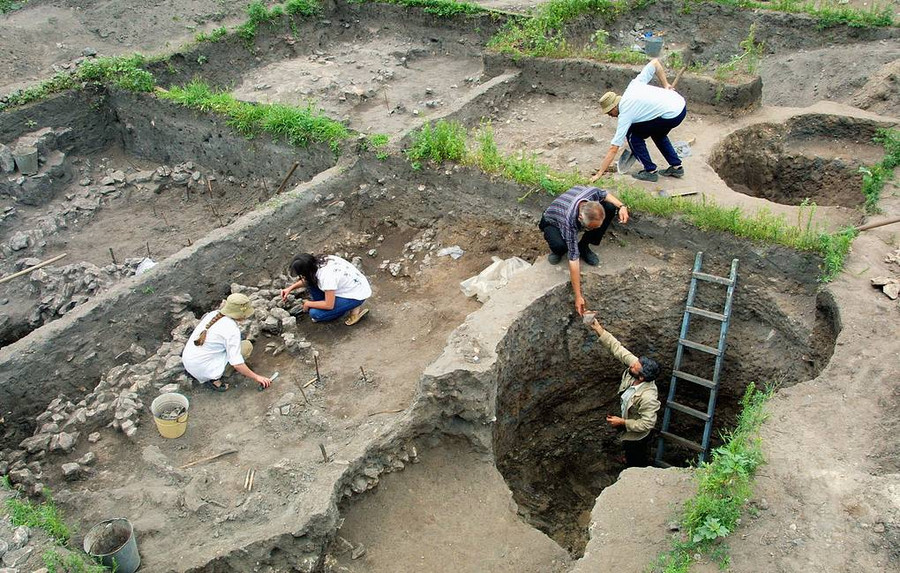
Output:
top-left (316, 256), bottom-right (372, 300)
top-left (611, 62), bottom-right (686, 147)
top-left (181, 311), bottom-right (246, 383)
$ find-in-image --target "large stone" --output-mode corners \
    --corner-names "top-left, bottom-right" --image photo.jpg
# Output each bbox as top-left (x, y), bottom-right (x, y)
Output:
top-left (7, 469), bottom-right (34, 487)
top-left (126, 170), bottom-right (154, 184)
top-left (0, 539), bottom-right (7, 558)
top-left (19, 434), bottom-right (51, 454)
top-left (61, 462), bottom-right (82, 480)
top-left (2, 545), bottom-right (33, 567)
top-left (49, 432), bottom-right (77, 453)
top-left (0, 143), bottom-right (14, 173)
top-left (77, 452), bottom-right (97, 466)
top-left (12, 146), bottom-right (38, 176)
top-left (10, 527), bottom-right (29, 549)
top-left (8, 232), bottom-right (29, 251)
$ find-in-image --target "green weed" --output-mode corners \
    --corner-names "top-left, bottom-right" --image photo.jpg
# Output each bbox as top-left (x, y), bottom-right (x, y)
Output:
top-left (238, 0), bottom-right (321, 45)
top-left (285, 0), bottom-right (321, 16)
top-left (159, 81), bottom-right (349, 153)
top-left (700, 0), bottom-right (896, 28)
top-left (6, 491), bottom-right (71, 544)
top-left (0, 0), bottom-right (25, 14)
top-left (0, 73), bottom-right (78, 111)
top-left (195, 26), bottom-right (228, 43)
top-left (349, 0), bottom-right (485, 17)
top-left (653, 383), bottom-right (776, 572)
top-left (712, 23), bottom-right (764, 83)
top-left (42, 549), bottom-right (110, 573)
top-left (858, 128), bottom-right (900, 213)
top-left (582, 29), bottom-right (646, 64)
top-left (77, 55), bottom-right (156, 92)
top-left (405, 119), bottom-right (467, 168)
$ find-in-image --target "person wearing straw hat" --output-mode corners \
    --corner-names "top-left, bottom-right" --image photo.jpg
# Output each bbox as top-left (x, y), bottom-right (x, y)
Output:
top-left (181, 293), bottom-right (273, 392)
top-left (281, 253), bottom-right (372, 326)
top-left (589, 58), bottom-right (687, 183)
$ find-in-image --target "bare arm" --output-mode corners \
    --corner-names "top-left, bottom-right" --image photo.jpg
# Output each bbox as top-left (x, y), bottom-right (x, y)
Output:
top-left (568, 259), bottom-right (586, 316)
top-left (604, 191), bottom-right (629, 223)
top-left (649, 58), bottom-right (671, 89)
top-left (281, 279), bottom-right (306, 301)
top-left (234, 363), bottom-right (272, 388)
top-left (589, 145), bottom-right (621, 183)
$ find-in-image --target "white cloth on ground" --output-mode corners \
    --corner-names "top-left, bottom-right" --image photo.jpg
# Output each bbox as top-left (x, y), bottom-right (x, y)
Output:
top-left (611, 62), bottom-right (686, 147)
top-left (181, 311), bottom-right (245, 383)
top-left (316, 255), bottom-right (372, 300)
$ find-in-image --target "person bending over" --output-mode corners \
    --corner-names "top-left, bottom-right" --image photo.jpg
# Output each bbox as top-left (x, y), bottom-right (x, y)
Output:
top-left (281, 253), bottom-right (372, 326)
top-left (182, 293), bottom-right (273, 392)
top-left (588, 318), bottom-right (661, 467)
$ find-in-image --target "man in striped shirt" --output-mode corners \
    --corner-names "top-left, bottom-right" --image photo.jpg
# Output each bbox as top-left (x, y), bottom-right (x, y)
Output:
top-left (539, 185), bottom-right (629, 315)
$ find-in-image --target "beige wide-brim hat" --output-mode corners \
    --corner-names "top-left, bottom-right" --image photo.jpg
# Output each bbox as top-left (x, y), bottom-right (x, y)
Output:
top-left (599, 91), bottom-right (622, 114)
top-left (220, 293), bottom-right (254, 320)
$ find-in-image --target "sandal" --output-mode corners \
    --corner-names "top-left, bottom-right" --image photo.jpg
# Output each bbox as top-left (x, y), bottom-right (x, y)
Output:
top-left (344, 308), bottom-right (369, 326)
top-left (205, 380), bottom-right (229, 392)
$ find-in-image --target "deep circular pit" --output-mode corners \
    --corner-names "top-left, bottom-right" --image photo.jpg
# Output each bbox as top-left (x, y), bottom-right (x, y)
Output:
top-left (710, 114), bottom-right (887, 207)
top-left (492, 267), bottom-right (839, 555)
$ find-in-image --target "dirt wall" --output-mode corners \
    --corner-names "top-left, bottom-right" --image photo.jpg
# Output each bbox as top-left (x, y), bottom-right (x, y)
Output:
top-left (0, 89), bottom-right (118, 155)
top-left (482, 53), bottom-right (762, 114)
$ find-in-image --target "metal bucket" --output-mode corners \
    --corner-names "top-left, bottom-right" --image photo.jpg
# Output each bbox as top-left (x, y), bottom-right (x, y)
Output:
top-left (84, 518), bottom-right (141, 573)
top-left (644, 37), bottom-right (664, 57)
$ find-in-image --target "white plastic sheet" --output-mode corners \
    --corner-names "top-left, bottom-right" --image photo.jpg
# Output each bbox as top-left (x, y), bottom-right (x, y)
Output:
top-left (134, 257), bottom-right (157, 275)
top-left (460, 256), bottom-right (532, 303)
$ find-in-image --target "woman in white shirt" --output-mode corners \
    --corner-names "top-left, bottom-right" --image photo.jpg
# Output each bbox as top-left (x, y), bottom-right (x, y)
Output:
top-left (281, 253), bottom-right (372, 326)
top-left (181, 293), bottom-right (273, 392)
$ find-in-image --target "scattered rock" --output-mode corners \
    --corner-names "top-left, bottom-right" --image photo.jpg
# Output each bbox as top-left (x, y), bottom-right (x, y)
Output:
top-left (10, 527), bottom-right (29, 550)
top-left (87, 432), bottom-right (101, 443)
top-left (49, 432), bottom-right (77, 453)
top-left (77, 452), bottom-right (97, 466)
top-left (8, 232), bottom-right (30, 251)
top-left (61, 462), bottom-right (82, 480)
top-left (874, 522), bottom-right (886, 533)
top-left (2, 545), bottom-right (33, 567)
top-left (350, 543), bottom-right (366, 560)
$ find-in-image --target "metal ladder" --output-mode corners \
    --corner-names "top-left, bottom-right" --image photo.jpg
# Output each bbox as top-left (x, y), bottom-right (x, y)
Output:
top-left (656, 252), bottom-right (739, 466)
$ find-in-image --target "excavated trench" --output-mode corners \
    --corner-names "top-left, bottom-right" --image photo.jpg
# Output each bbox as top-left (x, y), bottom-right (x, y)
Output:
top-left (710, 114), bottom-right (888, 207)
top-left (493, 267), bottom-right (839, 556)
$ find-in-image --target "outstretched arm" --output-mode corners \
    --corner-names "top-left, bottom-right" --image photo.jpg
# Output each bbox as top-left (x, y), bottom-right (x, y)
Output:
top-left (590, 144), bottom-right (620, 183)
top-left (589, 320), bottom-right (638, 367)
top-left (569, 259), bottom-right (586, 316)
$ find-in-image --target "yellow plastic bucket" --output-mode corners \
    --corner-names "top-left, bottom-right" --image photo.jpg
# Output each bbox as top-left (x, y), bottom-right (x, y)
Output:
top-left (150, 393), bottom-right (190, 439)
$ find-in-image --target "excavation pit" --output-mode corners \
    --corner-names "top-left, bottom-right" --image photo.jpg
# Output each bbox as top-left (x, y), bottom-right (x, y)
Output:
top-left (710, 114), bottom-right (888, 207)
top-left (0, 90), bottom-right (337, 348)
top-left (493, 264), bottom-right (839, 555)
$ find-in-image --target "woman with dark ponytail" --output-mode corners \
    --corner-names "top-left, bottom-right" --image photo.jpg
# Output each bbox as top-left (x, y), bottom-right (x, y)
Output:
top-left (181, 293), bottom-right (273, 392)
top-left (281, 253), bottom-right (372, 325)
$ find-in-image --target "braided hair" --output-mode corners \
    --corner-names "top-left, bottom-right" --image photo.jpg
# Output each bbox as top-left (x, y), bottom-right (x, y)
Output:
top-left (288, 253), bottom-right (328, 290)
top-left (194, 312), bottom-right (225, 346)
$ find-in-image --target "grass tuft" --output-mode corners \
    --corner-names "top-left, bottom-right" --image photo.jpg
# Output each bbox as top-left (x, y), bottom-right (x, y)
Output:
top-left (0, 0), bottom-right (26, 14)
top-left (699, 0), bottom-right (896, 28)
top-left (5, 490), bottom-right (71, 545)
top-left (0, 73), bottom-right (78, 111)
top-left (860, 128), bottom-right (900, 214)
top-left (349, 0), bottom-right (486, 17)
top-left (195, 26), bottom-right (229, 43)
top-left (158, 80), bottom-right (349, 153)
top-left (406, 119), bottom-right (468, 168)
top-left (42, 549), bottom-right (109, 573)
top-left (653, 382), bottom-right (776, 572)
top-left (76, 55), bottom-right (156, 92)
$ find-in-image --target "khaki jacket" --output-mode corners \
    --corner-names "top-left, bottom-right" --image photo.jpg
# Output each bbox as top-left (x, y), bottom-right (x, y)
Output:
top-left (597, 330), bottom-right (660, 441)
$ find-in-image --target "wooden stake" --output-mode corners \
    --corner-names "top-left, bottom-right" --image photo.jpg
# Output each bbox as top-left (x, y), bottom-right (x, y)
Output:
top-left (244, 468), bottom-right (252, 490)
top-left (0, 253), bottom-right (68, 285)
top-left (275, 162), bottom-right (300, 195)
top-left (208, 203), bottom-right (225, 227)
top-left (314, 354), bottom-right (321, 383)
top-left (248, 469), bottom-right (255, 492)
top-left (207, 179), bottom-right (214, 198)
top-left (179, 449), bottom-right (238, 469)
top-left (302, 376), bottom-right (318, 389)
top-left (359, 366), bottom-right (368, 385)
top-left (145, 242), bottom-right (151, 259)
top-left (297, 383), bottom-right (312, 406)
top-left (319, 443), bottom-right (328, 463)
top-left (367, 408), bottom-right (405, 417)
top-left (108, 247), bottom-right (117, 266)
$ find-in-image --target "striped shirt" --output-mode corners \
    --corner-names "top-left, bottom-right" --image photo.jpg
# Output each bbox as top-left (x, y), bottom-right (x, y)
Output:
top-left (543, 186), bottom-right (609, 261)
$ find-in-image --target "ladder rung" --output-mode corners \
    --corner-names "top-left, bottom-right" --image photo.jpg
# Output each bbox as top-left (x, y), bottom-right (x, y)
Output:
top-left (679, 338), bottom-right (722, 356)
top-left (693, 271), bottom-right (733, 286)
top-left (686, 306), bottom-right (726, 321)
top-left (667, 400), bottom-right (710, 421)
top-left (659, 431), bottom-right (704, 452)
top-left (672, 370), bottom-right (717, 389)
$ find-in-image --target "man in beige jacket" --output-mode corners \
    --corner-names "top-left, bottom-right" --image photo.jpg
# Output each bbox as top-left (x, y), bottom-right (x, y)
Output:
top-left (589, 318), bottom-right (661, 467)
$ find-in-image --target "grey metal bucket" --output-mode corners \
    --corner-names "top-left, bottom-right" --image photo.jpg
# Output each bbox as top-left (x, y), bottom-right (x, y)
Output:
top-left (644, 37), bottom-right (664, 57)
top-left (84, 518), bottom-right (141, 573)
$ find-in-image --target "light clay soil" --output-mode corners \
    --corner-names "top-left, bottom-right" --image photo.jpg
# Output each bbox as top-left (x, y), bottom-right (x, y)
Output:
top-left (2, 1), bottom-right (900, 572)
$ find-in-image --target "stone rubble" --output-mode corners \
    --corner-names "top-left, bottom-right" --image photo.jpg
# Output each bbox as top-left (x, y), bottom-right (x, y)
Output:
top-left (0, 128), bottom-right (73, 207)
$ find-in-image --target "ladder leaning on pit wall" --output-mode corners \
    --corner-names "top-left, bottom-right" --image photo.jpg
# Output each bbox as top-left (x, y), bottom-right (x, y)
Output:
top-left (655, 252), bottom-right (739, 467)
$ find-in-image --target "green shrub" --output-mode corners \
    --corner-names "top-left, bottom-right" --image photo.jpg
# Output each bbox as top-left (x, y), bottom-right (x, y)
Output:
top-left (196, 26), bottom-right (229, 42)
top-left (6, 491), bottom-right (71, 544)
top-left (42, 549), bottom-right (109, 573)
top-left (285, 0), bottom-right (321, 16)
top-left (0, 73), bottom-right (78, 110)
top-left (77, 55), bottom-right (156, 92)
top-left (406, 120), bottom-right (467, 168)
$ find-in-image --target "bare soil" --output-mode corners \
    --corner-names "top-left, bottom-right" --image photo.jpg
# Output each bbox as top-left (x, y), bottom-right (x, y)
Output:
top-left (2, 2), bottom-right (900, 573)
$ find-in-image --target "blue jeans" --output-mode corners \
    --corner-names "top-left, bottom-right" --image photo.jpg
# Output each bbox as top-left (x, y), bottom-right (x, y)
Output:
top-left (627, 105), bottom-right (687, 172)
top-left (307, 285), bottom-right (365, 322)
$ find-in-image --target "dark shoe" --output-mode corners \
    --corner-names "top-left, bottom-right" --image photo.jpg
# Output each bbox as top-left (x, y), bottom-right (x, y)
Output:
top-left (205, 380), bottom-right (229, 392)
top-left (580, 248), bottom-right (599, 266)
top-left (632, 169), bottom-right (659, 182)
top-left (547, 252), bottom-right (563, 265)
top-left (661, 165), bottom-right (684, 178)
